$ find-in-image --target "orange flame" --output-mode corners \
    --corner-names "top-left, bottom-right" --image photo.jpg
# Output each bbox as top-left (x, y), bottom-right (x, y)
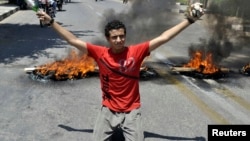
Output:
top-left (36, 50), bottom-right (96, 80)
top-left (183, 51), bottom-right (219, 74)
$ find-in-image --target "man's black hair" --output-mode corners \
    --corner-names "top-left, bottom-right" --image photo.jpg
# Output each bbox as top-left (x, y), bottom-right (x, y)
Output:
top-left (104, 20), bottom-right (126, 38)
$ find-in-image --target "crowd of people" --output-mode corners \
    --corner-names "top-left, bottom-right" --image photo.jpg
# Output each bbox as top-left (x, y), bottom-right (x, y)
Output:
top-left (95, 0), bottom-right (129, 4)
top-left (8, 0), bottom-right (129, 9)
top-left (12, 0), bottom-right (68, 10)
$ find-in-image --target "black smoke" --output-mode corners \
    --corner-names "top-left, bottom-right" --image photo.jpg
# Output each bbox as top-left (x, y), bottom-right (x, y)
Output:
top-left (188, 0), bottom-right (250, 66)
top-left (92, 0), bottom-right (250, 68)
top-left (92, 0), bottom-right (178, 45)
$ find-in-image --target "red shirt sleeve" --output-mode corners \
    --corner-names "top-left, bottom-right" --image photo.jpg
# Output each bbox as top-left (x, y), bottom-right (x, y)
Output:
top-left (86, 42), bottom-right (106, 61)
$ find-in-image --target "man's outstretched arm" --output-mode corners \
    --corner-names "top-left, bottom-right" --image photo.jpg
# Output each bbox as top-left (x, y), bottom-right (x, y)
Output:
top-left (149, 2), bottom-right (204, 52)
top-left (37, 11), bottom-right (88, 54)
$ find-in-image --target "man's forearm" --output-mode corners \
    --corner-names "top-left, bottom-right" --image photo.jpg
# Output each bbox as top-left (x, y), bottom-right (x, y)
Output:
top-left (51, 21), bottom-right (78, 43)
top-left (50, 21), bottom-right (88, 53)
top-left (160, 19), bottom-right (191, 41)
top-left (149, 19), bottom-right (191, 52)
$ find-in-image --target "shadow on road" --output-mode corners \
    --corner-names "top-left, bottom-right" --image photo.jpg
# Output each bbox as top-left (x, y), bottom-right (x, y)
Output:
top-left (58, 124), bottom-right (206, 141)
top-left (0, 22), bottom-right (96, 64)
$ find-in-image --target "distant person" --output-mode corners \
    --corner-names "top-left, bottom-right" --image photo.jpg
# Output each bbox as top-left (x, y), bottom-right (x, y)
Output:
top-left (17, 0), bottom-right (27, 10)
top-left (123, 0), bottom-right (128, 4)
top-left (36, 2), bottom-right (204, 141)
top-left (64, 0), bottom-right (71, 3)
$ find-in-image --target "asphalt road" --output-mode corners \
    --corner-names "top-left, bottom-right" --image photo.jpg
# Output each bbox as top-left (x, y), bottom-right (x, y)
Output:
top-left (0, 0), bottom-right (250, 141)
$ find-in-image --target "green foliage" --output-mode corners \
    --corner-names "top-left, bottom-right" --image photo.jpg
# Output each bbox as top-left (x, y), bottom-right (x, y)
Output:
top-left (176, 0), bottom-right (188, 5)
top-left (209, 0), bottom-right (250, 20)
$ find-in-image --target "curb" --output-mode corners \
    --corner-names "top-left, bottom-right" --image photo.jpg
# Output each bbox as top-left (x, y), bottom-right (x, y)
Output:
top-left (0, 5), bottom-right (19, 22)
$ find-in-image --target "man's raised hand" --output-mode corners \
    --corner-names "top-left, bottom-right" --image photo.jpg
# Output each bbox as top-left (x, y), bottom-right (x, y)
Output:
top-left (186, 2), bottom-right (205, 23)
top-left (36, 11), bottom-right (52, 24)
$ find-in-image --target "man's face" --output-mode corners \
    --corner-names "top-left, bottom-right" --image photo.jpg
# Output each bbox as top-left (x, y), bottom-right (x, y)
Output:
top-left (107, 28), bottom-right (126, 53)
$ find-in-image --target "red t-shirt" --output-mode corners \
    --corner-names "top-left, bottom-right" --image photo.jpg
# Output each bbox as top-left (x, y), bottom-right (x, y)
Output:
top-left (87, 42), bottom-right (150, 112)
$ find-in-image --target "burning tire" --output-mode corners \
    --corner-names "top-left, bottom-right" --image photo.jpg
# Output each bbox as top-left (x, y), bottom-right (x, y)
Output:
top-left (25, 66), bottom-right (159, 82)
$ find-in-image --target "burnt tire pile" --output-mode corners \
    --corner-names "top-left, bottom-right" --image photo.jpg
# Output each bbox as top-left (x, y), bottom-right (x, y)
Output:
top-left (239, 67), bottom-right (250, 76)
top-left (27, 67), bottom-right (159, 82)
